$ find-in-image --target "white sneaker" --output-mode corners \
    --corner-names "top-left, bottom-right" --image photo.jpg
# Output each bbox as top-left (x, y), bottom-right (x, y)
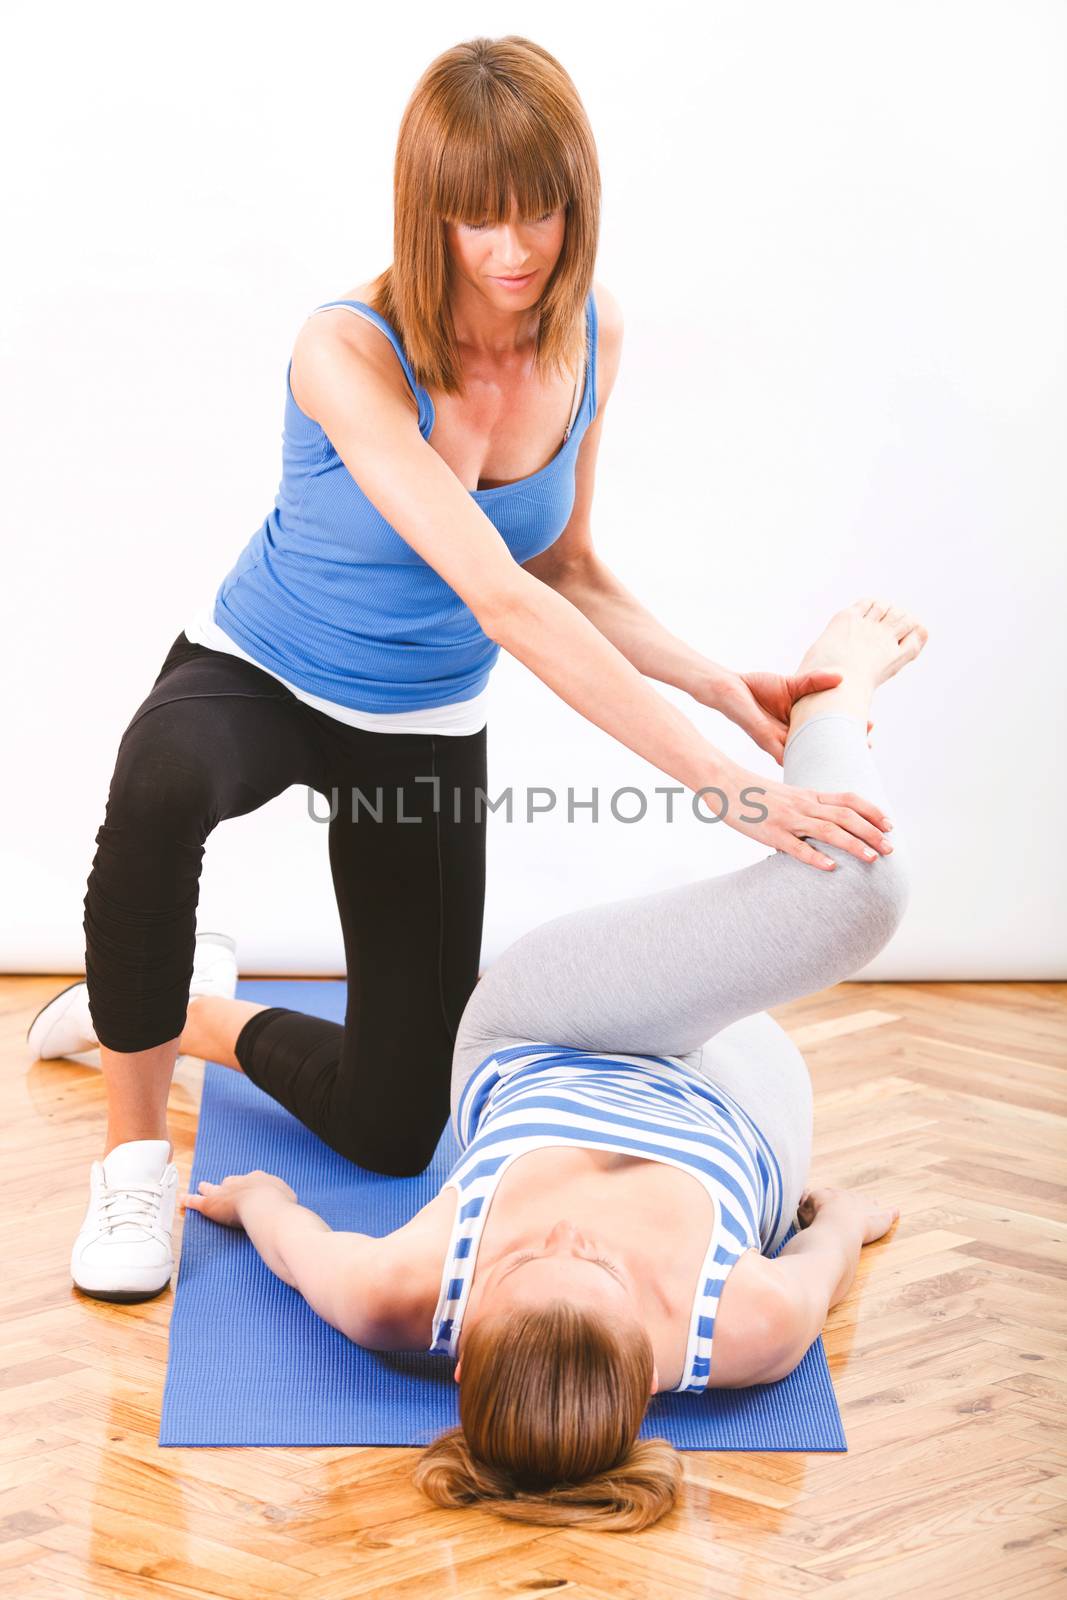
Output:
top-left (26, 979), bottom-right (97, 1061)
top-left (187, 931), bottom-right (239, 1001)
top-left (70, 1139), bottom-right (179, 1302)
top-left (27, 931), bottom-right (239, 1065)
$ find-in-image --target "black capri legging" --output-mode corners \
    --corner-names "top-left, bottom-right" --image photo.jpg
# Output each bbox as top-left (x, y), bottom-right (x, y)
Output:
top-left (82, 629), bottom-right (488, 1176)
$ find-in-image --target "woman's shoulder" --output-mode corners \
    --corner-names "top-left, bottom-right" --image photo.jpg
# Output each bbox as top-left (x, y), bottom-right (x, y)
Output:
top-left (288, 279), bottom-right (417, 424)
top-left (703, 1247), bottom-right (798, 1387)
top-left (591, 278), bottom-right (623, 339)
top-left (589, 280), bottom-right (623, 410)
top-left (298, 279), bottom-right (392, 345)
top-left (362, 1184), bottom-right (460, 1350)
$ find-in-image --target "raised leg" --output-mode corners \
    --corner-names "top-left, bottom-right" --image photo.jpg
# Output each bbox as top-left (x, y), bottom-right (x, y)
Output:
top-left (451, 599), bottom-right (926, 1103)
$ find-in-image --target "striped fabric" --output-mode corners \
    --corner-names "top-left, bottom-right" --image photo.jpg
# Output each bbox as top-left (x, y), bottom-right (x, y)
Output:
top-left (428, 1043), bottom-right (783, 1392)
top-left (194, 290), bottom-right (598, 715)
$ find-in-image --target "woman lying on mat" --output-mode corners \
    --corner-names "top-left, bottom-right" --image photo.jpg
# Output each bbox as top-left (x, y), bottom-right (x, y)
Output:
top-left (181, 600), bottom-right (925, 1532)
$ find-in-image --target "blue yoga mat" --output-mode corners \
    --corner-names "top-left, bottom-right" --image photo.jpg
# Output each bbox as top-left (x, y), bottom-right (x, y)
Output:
top-left (160, 979), bottom-right (846, 1451)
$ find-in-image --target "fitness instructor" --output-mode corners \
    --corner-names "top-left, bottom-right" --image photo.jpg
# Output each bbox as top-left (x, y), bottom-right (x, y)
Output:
top-left (28, 35), bottom-right (886, 1303)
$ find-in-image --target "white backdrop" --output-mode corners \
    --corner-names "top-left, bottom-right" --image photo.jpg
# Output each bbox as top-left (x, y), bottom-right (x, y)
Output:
top-left (3, 1), bottom-right (1064, 979)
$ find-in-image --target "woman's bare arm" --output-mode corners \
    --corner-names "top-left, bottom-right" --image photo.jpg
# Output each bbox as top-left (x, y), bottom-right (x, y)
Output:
top-left (290, 312), bottom-right (892, 871)
top-left (293, 312), bottom-right (733, 802)
top-left (232, 1186), bottom-right (383, 1336)
top-left (183, 1174), bottom-right (407, 1349)
top-left (741, 1188), bottom-right (901, 1383)
top-left (533, 549), bottom-right (731, 701)
top-left (523, 287), bottom-right (733, 705)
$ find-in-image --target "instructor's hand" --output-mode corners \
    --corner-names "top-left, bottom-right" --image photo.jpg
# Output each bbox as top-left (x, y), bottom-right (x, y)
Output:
top-left (711, 670), bottom-right (874, 765)
top-left (707, 761), bottom-right (894, 871)
top-left (179, 1170), bottom-right (297, 1228)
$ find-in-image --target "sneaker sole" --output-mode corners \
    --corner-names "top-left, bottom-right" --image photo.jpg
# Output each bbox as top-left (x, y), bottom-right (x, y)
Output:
top-left (72, 1278), bottom-right (172, 1304)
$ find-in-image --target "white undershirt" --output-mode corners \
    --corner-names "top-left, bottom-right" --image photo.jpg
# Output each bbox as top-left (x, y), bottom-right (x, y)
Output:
top-left (182, 606), bottom-right (491, 736)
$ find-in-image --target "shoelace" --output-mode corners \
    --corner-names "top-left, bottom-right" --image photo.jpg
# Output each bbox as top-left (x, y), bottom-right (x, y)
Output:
top-left (97, 1179), bottom-right (166, 1236)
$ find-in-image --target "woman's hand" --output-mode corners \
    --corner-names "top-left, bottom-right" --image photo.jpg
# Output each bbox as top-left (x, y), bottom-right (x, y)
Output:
top-left (709, 669), bottom-right (874, 766)
top-left (710, 760), bottom-right (894, 871)
top-left (179, 1170), bottom-right (298, 1229)
top-left (798, 1185), bottom-right (900, 1245)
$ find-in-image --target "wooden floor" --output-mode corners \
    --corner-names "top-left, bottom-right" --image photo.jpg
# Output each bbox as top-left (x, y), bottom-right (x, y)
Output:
top-left (2, 976), bottom-right (1065, 1599)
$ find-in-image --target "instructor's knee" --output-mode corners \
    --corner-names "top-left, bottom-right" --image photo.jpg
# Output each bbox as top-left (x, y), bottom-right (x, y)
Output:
top-left (336, 1127), bottom-right (440, 1179)
top-left (107, 720), bottom-right (218, 838)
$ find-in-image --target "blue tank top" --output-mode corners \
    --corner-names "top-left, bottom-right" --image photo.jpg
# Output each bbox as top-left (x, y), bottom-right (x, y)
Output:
top-left (205, 290), bottom-right (599, 713)
top-left (428, 1043), bottom-right (784, 1392)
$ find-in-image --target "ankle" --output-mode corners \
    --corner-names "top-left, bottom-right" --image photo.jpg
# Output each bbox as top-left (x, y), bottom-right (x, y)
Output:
top-left (178, 995), bottom-right (209, 1057)
top-left (104, 1131), bottom-right (172, 1160)
top-left (788, 673), bottom-right (874, 741)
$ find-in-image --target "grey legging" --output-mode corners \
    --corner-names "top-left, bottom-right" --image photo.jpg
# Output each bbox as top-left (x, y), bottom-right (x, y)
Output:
top-left (449, 712), bottom-right (912, 1255)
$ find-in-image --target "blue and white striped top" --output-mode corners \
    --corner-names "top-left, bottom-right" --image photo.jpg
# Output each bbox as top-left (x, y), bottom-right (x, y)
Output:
top-left (428, 1043), bottom-right (784, 1392)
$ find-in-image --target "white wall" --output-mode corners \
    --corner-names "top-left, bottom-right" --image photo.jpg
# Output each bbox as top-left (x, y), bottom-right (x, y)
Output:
top-left (3, 0), bottom-right (1064, 979)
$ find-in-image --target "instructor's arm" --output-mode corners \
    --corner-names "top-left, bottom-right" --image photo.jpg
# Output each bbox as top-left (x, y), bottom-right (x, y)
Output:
top-left (291, 312), bottom-right (887, 872)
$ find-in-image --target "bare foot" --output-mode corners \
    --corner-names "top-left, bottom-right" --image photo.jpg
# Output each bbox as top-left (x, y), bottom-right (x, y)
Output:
top-left (798, 597), bottom-right (928, 688)
top-left (788, 597), bottom-right (929, 736)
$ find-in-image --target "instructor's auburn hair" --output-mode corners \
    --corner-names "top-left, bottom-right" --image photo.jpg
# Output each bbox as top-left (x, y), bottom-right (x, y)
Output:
top-left (364, 35), bottom-right (601, 397)
top-left (411, 1301), bottom-right (684, 1532)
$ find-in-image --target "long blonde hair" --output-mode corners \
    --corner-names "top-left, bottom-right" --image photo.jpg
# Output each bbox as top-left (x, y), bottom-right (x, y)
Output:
top-left (365, 35), bottom-right (601, 396)
top-left (412, 1301), bottom-right (683, 1532)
